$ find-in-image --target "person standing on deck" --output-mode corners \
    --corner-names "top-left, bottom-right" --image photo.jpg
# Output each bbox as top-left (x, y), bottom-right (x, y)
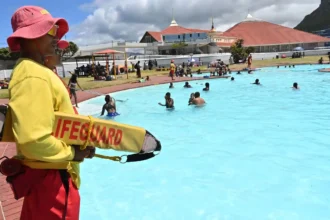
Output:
top-left (135, 61), bottom-right (141, 78)
top-left (170, 60), bottom-right (175, 80)
top-left (247, 54), bottom-right (252, 69)
top-left (6, 6), bottom-right (95, 220)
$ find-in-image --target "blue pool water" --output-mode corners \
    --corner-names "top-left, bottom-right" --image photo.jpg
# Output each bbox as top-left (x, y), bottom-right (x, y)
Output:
top-left (78, 64), bottom-right (330, 220)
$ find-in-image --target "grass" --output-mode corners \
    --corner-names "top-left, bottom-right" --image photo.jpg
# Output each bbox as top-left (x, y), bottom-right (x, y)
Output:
top-left (0, 55), bottom-right (328, 99)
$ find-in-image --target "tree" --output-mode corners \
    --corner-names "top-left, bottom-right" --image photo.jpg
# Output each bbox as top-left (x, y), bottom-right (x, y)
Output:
top-left (245, 46), bottom-right (255, 55)
top-left (0, 48), bottom-right (19, 60)
top-left (61, 41), bottom-right (79, 60)
top-left (230, 39), bottom-right (255, 64)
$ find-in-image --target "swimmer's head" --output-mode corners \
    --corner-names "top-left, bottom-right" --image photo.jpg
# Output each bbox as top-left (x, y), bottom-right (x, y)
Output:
top-left (205, 82), bottom-right (209, 88)
top-left (255, 79), bottom-right (259, 83)
top-left (185, 82), bottom-right (189, 86)
top-left (170, 82), bottom-right (173, 86)
top-left (105, 95), bottom-right (111, 102)
top-left (293, 82), bottom-right (298, 88)
top-left (165, 92), bottom-right (171, 98)
top-left (231, 77), bottom-right (234, 81)
top-left (194, 92), bottom-right (200, 98)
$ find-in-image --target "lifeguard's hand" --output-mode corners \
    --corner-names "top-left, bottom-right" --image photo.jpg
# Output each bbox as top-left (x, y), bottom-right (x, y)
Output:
top-left (72, 145), bottom-right (95, 161)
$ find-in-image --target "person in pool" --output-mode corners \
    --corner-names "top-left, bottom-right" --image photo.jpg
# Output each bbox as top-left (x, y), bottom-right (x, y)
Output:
top-left (203, 82), bottom-right (209, 91)
top-left (252, 79), bottom-right (261, 85)
top-left (231, 77), bottom-right (235, 81)
top-left (158, 92), bottom-right (174, 109)
top-left (188, 93), bottom-right (195, 105)
top-left (169, 82), bottom-right (174, 88)
top-left (237, 71), bottom-right (241, 74)
top-left (192, 92), bottom-right (205, 105)
top-left (292, 82), bottom-right (299, 89)
top-left (184, 82), bottom-right (192, 88)
top-left (101, 94), bottom-right (116, 116)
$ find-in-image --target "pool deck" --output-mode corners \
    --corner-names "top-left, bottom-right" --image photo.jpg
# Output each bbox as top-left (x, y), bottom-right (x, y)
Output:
top-left (0, 74), bottom-right (228, 219)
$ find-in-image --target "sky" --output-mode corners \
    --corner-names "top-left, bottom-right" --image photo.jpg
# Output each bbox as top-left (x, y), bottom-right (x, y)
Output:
top-left (0, 0), bottom-right (322, 48)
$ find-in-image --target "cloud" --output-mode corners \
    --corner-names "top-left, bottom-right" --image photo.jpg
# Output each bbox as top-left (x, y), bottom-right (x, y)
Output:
top-left (70, 0), bottom-right (320, 46)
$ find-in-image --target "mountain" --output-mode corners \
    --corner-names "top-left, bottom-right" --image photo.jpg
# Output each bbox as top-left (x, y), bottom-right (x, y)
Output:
top-left (295, 0), bottom-right (330, 32)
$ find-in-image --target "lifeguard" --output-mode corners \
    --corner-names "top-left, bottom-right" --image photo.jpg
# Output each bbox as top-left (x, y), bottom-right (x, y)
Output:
top-left (5, 5), bottom-right (95, 220)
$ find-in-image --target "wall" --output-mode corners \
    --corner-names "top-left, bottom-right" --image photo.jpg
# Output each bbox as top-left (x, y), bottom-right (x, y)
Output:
top-left (0, 60), bottom-right (15, 70)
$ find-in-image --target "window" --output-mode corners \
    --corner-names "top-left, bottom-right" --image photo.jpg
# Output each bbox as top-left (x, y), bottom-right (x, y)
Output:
top-left (178, 35), bottom-right (180, 39)
top-left (198, 33), bottom-right (200, 37)
top-left (163, 36), bottom-right (165, 41)
top-left (190, 34), bottom-right (192, 37)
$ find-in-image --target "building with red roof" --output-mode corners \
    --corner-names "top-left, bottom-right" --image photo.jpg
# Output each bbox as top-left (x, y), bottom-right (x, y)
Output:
top-left (223, 14), bottom-right (330, 52)
top-left (140, 14), bottom-right (330, 54)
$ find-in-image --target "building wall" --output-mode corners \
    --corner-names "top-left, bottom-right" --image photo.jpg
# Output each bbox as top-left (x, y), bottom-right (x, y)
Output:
top-left (252, 42), bottom-right (326, 53)
top-left (163, 33), bottom-right (208, 43)
top-left (210, 36), bottom-right (236, 43)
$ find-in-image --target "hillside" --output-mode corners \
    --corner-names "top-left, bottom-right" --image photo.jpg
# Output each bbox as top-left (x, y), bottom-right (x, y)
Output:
top-left (295, 0), bottom-right (330, 32)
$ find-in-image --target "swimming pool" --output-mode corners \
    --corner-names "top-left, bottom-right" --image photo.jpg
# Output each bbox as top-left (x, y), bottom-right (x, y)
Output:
top-left (78, 64), bottom-right (330, 220)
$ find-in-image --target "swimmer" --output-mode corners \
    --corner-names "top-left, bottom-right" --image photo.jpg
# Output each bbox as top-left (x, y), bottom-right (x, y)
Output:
top-left (252, 79), bottom-right (261, 85)
top-left (101, 95), bottom-right (116, 116)
top-left (293, 65), bottom-right (295, 68)
top-left (203, 82), bottom-right (209, 91)
top-left (158, 92), bottom-right (174, 109)
top-left (169, 82), bottom-right (174, 88)
top-left (292, 82), bottom-right (299, 89)
top-left (231, 77), bottom-right (235, 81)
top-left (184, 82), bottom-right (192, 88)
top-left (192, 92), bottom-right (205, 105)
top-left (248, 70), bottom-right (252, 74)
top-left (237, 71), bottom-right (241, 74)
top-left (188, 93), bottom-right (195, 105)
top-left (277, 66), bottom-right (279, 68)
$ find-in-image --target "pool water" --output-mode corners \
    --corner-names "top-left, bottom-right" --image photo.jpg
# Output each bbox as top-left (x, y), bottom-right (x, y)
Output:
top-left (78, 64), bottom-right (330, 220)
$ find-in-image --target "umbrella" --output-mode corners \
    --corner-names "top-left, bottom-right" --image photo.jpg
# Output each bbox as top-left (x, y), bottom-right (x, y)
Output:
top-left (293, 47), bottom-right (304, 51)
top-left (93, 49), bottom-right (125, 78)
top-left (57, 40), bottom-right (69, 50)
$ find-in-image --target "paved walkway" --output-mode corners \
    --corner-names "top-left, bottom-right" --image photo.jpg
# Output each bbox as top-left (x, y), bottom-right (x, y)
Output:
top-left (0, 74), bottom-right (228, 219)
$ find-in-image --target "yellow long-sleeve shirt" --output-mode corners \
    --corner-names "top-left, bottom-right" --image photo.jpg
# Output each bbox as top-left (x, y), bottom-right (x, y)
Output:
top-left (8, 58), bottom-right (81, 188)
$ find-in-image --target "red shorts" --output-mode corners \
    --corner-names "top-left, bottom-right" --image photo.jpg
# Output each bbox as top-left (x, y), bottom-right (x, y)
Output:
top-left (20, 169), bottom-right (80, 220)
top-left (170, 70), bottom-right (174, 77)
